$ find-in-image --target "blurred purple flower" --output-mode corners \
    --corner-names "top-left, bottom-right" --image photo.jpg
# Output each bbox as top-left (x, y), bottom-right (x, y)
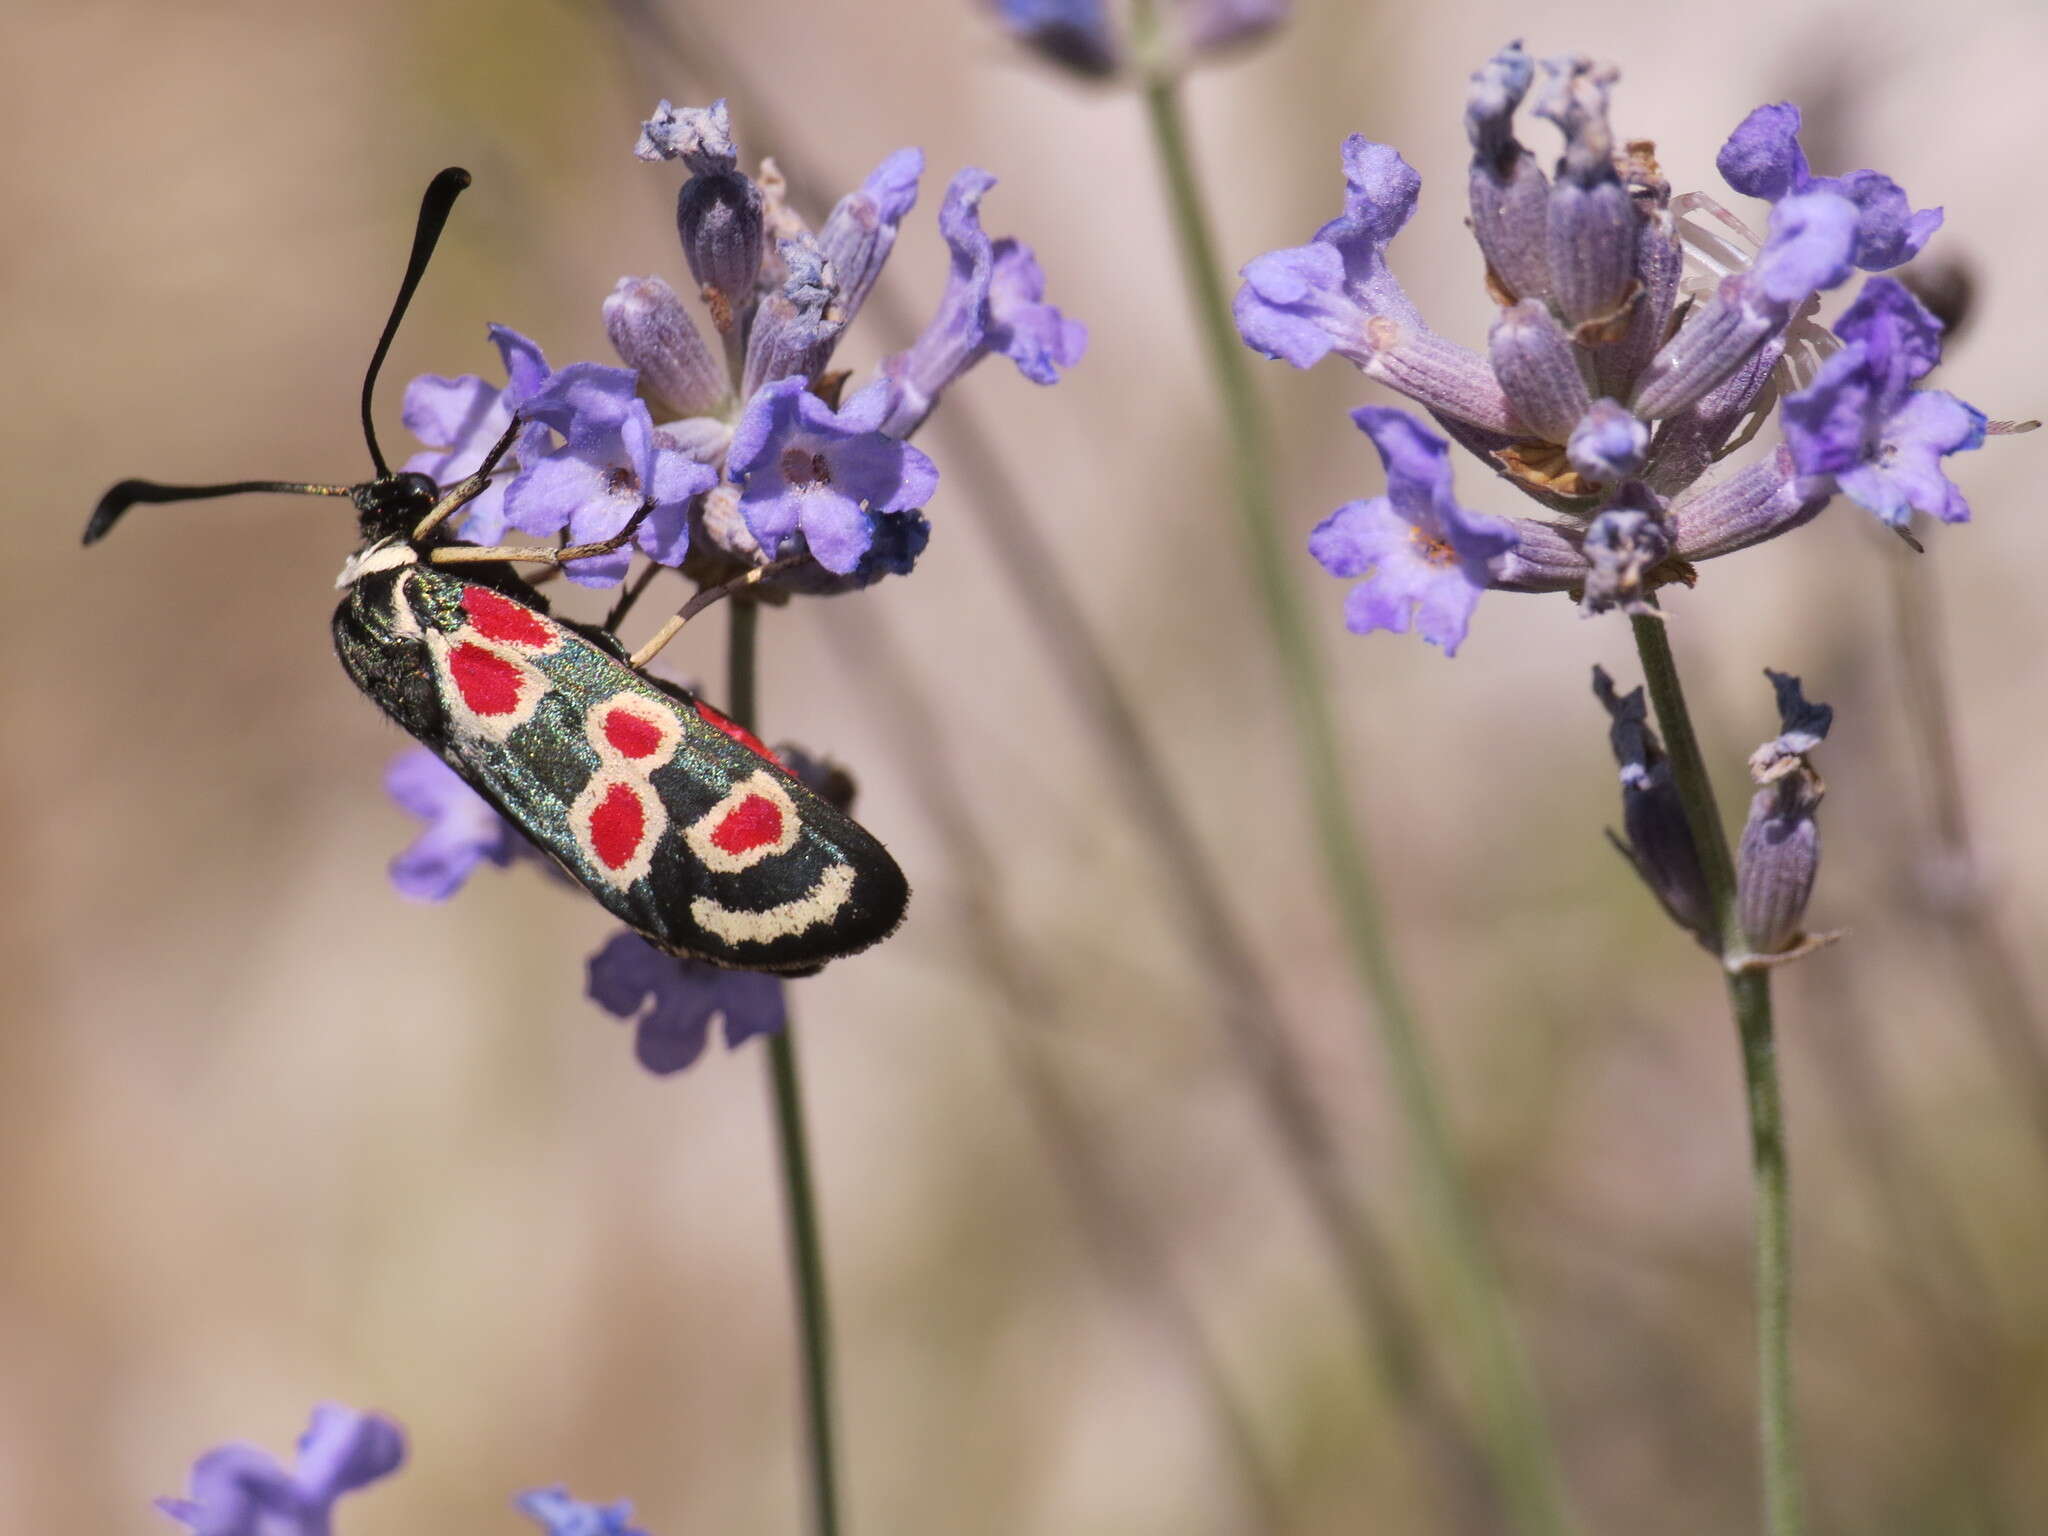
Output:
top-left (384, 747), bottom-right (525, 902)
top-left (587, 931), bottom-right (788, 1075)
top-left (516, 1487), bottom-right (651, 1536)
top-left (156, 1404), bottom-right (404, 1536)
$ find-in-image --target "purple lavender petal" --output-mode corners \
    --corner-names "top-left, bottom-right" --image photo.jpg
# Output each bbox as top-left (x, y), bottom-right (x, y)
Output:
top-left (516, 1487), bottom-right (651, 1536)
top-left (587, 932), bottom-right (787, 1076)
top-left (504, 451), bottom-right (612, 541)
top-left (795, 489), bottom-right (875, 575)
top-left (292, 1406), bottom-right (406, 1500)
top-left (1716, 103), bottom-right (1810, 202)
top-left (521, 363), bottom-right (640, 457)
top-left (384, 749), bottom-right (518, 902)
top-left (988, 239), bottom-right (1087, 384)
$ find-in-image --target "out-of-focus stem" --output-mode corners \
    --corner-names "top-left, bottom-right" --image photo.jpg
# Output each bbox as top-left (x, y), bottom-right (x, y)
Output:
top-left (1129, 8), bottom-right (1570, 1531)
top-left (1885, 544), bottom-right (2048, 1156)
top-left (731, 600), bottom-right (840, 1536)
top-left (1628, 613), bottom-right (1802, 1536)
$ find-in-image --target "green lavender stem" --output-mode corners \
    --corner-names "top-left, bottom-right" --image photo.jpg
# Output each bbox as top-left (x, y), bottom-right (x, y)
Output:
top-left (1628, 614), bottom-right (1802, 1536)
top-left (1131, 18), bottom-right (1570, 1533)
top-left (730, 598), bottom-right (840, 1536)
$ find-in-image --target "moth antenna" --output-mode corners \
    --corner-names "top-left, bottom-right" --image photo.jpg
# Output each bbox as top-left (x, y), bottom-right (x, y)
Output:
top-left (83, 479), bottom-right (352, 546)
top-left (360, 166), bottom-right (472, 478)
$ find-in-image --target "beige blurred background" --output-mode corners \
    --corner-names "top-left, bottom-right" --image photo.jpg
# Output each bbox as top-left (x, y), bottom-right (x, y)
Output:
top-left (7, 0), bottom-right (2048, 1530)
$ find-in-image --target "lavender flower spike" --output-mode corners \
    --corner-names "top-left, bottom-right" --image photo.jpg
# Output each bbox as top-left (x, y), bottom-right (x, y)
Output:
top-left (1780, 276), bottom-right (1986, 530)
top-left (1308, 406), bottom-right (1518, 656)
top-left (588, 930), bottom-right (787, 1074)
top-left (517, 1486), bottom-right (652, 1536)
top-left (1717, 101), bottom-right (1943, 271)
top-left (157, 1404), bottom-right (405, 1536)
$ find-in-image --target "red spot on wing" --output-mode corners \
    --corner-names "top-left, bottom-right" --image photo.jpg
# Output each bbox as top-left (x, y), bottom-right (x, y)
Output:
top-left (450, 642), bottom-right (525, 716)
top-left (461, 585), bottom-right (555, 649)
top-left (694, 699), bottom-right (782, 765)
top-left (589, 781), bottom-right (648, 870)
top-left (710, 793), bottom-right (785, 856)
top-left (604, 707), bottom-right (665, 760)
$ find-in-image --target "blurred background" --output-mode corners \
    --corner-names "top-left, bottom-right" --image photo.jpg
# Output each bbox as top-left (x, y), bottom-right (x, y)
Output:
top-left (6, 0), bottom-right (2047, 1530)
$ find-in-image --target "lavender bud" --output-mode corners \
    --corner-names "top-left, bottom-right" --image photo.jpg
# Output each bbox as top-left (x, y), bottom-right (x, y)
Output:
top-left (817, 148), bottom-right (922, 331)
top-left (1465, 41), bottom-right (1553, 303)
top-left (1488, 299), bottom-right (1592, 442)
top-left (1670, 449), bottom-right (1830, 562)
top-left (639, 100), bottom-right (765, 334)
top-left (604, 275), bottom-right (727, 420)
top-left (740, 237), bottom-right (845, 398)
top-left (1567, 398), bottom-right (1648, 484)
top-left (1592, 666), bottom-right (1714, 944)
top-left (1537, 57), bottom-right (1638, 333)
top-left (1736, 670), bottom-right (1832, 953)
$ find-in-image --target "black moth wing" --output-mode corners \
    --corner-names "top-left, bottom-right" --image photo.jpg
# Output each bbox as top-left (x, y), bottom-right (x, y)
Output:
top-left (334, 559), bottom-right (909, 973)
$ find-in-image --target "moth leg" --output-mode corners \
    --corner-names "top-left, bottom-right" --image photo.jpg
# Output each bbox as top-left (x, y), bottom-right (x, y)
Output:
top-left (426, 500), bottom-right (655, 568)
top-left (627, 560), bottom-right (793, 669)
top-left (410, 414), bottom-right (525, 542)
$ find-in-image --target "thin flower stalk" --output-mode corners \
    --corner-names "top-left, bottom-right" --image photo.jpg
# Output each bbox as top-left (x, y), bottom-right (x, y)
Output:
top-left (1127, 3), bottom-right (1572, 1530)
top-left (730, 597), bottom-right (840, 1536)
top-left (1629, 613), bottom-right (1802, 1536)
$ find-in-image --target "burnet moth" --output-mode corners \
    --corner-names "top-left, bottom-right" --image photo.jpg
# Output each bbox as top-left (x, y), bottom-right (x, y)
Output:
top-left (85, 168), bottom-right (909, 975)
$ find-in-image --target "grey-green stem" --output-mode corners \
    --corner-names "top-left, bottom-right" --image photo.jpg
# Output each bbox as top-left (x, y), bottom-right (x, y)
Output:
top-left (731, 599), bottom-right (841, 1536)
top-left (1628, 613), bottom-right (1803, 1536)
top-left (1129, 8), bottom-right (1571, 1530)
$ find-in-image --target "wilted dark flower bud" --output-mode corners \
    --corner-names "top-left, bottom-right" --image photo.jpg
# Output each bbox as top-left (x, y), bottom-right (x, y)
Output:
top-left (1592, 665), bottom-right (1714, 944)
top-left (1736, 670), bottom-right (1832, 954)
top-left (1578, 483), bottom-right (1672, 616)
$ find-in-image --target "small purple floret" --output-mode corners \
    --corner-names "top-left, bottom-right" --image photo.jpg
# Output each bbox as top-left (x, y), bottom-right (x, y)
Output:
top-left (1307, 406), bottom-right (1517, 656)
top-left (400, 325), bottom-right (552, 542)
top-left (1716, 102), bottom-right (1942, 271)
top-left (506, 363), bottom-right (718, 586)
top-left (385, 748), bottom-right (524, 902)
top-left (728, 376), bottom-right (938, 575)
top-left (587, 931), bottom-right (787, 1074)
top-left (156, 1404), bottom-right (405, 1536)
top-left (993, 0), bottom-right (1119, 75)
top-left (1780, 277), bottom-right (1985, 528)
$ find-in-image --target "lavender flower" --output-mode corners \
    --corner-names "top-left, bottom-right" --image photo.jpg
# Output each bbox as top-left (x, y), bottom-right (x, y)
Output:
top-left (156, 1404), bottom-right (404, 1536)
top-left (728, 376), bottom-right (939, 574)
top-left (876, 169), bottom-right (1088, 438)
top-left (1716, 102), bottom-right (1942, 271)
top-left (1240, 43), bottom-right (2014, 656)
top-left (516, 1487), bottom-right (651, 1536)
top-left (987, 0), bottom-right (1291, 76)
top-left (504, 364), bottom-right (718, 586)
top-left (385, 747), bottom-right (526, 902)
top-left (400, 325), bottom-right (551, 541)
top-left (587, 931), bottom-right (787, 1075)
top-left (1780, 276), bottom-right (1986, 530)
top-left (1307, 406), bottom-right (1518, 655)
